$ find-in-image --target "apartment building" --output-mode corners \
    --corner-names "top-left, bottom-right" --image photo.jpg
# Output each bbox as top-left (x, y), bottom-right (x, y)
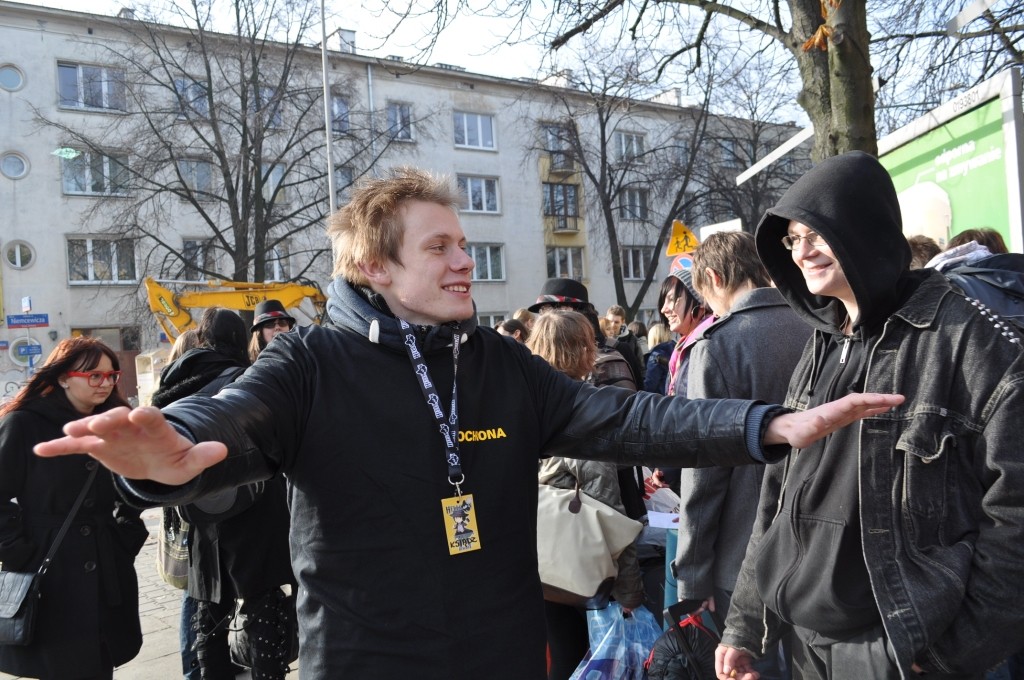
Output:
top-left (0, 1), bottom-right (806, 398)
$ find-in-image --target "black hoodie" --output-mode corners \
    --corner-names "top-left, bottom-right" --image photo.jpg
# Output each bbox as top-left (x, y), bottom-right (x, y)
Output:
top-left (751, 152), bottom-right (916, 638)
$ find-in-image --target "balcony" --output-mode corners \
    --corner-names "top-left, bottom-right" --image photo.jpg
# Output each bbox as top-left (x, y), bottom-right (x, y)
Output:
top-left (546, 215), bottom-right (580, 233)
top-left (547, 151), bottom-right (575, 174)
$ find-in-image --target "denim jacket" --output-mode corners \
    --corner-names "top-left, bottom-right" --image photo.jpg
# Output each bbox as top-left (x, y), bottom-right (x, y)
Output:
top-left (722, 273), bottom-right (1024, 678)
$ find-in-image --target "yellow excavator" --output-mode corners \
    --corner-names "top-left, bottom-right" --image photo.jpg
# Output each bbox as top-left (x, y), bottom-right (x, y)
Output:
top-left (144, 276), bottom-right (327, 340)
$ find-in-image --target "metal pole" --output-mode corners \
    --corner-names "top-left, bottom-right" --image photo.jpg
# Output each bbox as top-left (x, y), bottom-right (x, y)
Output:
top-left (321, 0), bottom-right (337, 214)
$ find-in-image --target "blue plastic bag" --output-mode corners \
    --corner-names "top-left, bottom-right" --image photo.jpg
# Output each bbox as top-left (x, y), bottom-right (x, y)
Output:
top-left (569, 604), bottom-right (663, 680)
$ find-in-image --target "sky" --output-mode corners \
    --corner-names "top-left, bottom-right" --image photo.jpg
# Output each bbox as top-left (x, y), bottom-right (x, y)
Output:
top-left (13, 0), bottom-right (552, 81)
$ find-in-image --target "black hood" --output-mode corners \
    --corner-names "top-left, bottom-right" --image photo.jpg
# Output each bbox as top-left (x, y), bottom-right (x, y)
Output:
top-left (755, 151), bottom-right (911, 333)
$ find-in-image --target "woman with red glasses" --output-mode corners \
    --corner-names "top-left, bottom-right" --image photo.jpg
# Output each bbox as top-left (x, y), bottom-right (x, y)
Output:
top-left (0, 337), bottom-right (147, 679)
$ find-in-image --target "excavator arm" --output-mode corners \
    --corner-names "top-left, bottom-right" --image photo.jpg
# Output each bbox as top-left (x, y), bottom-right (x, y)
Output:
top-left (144, 277), bottom-right (326, 339)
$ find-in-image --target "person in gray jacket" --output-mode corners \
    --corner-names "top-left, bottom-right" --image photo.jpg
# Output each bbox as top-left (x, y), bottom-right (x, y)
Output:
top-left (717, 152), bottom-right (1024, 680)
top-left (674, 231), bottom-right (809, 679)
top-left (33, 167), bottom-right (903, 680)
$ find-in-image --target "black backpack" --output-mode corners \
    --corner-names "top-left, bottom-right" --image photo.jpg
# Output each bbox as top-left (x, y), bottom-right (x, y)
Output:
top-left (943, 254), bottom-right (1024, 331)
top-left (591, 347), bottom-right (638, 390)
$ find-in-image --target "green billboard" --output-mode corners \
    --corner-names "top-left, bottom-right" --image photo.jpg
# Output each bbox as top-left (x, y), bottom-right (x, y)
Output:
top-left (879, 68), bottom-right (1024, 252)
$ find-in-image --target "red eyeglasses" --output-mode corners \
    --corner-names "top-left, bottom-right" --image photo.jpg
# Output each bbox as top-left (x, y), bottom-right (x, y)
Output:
top-left (67, 370), bottom-right (122, 387)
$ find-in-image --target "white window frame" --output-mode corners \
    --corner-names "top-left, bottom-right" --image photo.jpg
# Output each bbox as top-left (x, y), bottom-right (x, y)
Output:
top-left (478, 312), bottom-right (505, 328)
top-left (386, 101), bottom-right (413, 141)
top-left (467, 243), bottom-right (504, 281)
top-left (546, 246), bottom-right (584, 280)
top-left (334, 166), bottom-right (354, 204)
top-left (615, 131), bottom-right (645, 163)
top-left (453, 111), bottom-right (495, 150)
top-left (182, 238), bottom-right (215, 281)
top-left (264, 243), bottom-right (290, 282)
top-left (621, 246), bottom-right (654, 280)
top-left (67, 237), bottom-right (137, 284)
top-left (58, 61), bottom-right (125, 111)
top-left (61, 149), bottom-right (130, 196)
top-left (4, 240), bottom-right (34, 269)
top-left (331, 93), bottom-right (350, 134)
top-left (457, 175), bottom-right (500, 213)
top-left (174, 78), bottom-right (209, 119)
top-left (177, 158), bottom-right (214, 198)
top-left (261, 163), bottom-right (287, 204)
top-left (619, 188), bottom-right (649, 221)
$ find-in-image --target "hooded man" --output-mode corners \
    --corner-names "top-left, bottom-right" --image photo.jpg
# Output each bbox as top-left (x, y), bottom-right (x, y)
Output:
top-left (717, 152), bottom-right (1024, 680)
top-left (33, 167), bottom-right (903, 680)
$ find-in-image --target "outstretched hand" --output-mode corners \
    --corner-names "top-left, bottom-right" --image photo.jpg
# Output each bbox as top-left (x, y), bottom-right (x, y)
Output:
top-left (764, 392), bottom-right (904, 449)
top-left (716, 645), bottom-right (759, 680)
top-left (34, 406), bottom-right (227, 486)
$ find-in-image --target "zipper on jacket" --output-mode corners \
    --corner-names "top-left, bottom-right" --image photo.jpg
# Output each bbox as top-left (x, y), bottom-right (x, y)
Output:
top-left (839, 336), bottom-right (851, 364)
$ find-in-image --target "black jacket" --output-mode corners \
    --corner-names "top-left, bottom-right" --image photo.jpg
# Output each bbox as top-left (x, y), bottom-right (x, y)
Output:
top-left (118, 278), bottom-right (769, 679)
top-left (153, 348), bottom-right (293, 603)
top-left (0, 393), bottom-right (148, 678)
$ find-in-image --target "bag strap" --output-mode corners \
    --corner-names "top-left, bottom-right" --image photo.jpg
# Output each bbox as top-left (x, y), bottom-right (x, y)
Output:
top-left (36, 466), bottom-right (98, 578)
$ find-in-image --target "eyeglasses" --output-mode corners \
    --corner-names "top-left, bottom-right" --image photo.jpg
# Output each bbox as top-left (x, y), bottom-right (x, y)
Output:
top-left (782, 232), bottom-right (830, 251)
top-left (261, 319), bottom-right (293, 330)
top-left (67, 370), bottom-right (121, 387)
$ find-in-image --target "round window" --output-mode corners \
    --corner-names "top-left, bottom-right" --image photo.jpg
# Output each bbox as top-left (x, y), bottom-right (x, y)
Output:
top-left (0, 65), bottom-right (24, 92)
top-left (8, 337), bottom-right (42, 369)
top-left (0, 153), bottom-right (27, 179)
top-left (4, 241), bottom-right (34, 269)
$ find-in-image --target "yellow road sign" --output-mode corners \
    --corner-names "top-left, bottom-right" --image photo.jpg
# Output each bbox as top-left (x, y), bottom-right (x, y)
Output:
top-left (665, 220), bottom-right (699, 256)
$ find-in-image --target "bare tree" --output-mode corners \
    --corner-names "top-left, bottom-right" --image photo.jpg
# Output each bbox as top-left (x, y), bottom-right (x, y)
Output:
top-left (379, 0), bottom-right (1022, 161)
top-left (522, 43), bottom-right (807, 318)
top-left (37, 0), bottom-right (401, 298)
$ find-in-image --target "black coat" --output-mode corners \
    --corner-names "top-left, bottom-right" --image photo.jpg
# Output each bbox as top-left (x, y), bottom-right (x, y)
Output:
top-left (0, 393), bottom-right (148, 678)
top-left (153, 348), bottom-right (294, 603)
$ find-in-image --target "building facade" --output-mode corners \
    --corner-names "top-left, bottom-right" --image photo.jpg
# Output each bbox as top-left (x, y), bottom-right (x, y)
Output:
top-left (0, 1), bottom-right (806, 399)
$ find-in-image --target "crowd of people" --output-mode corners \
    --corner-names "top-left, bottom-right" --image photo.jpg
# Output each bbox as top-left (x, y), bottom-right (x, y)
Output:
top-left (1, 153), bottom-right (1021, 680)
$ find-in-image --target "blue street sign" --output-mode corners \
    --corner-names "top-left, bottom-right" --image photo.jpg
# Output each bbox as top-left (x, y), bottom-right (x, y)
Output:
top-left (16, 344), bottom-right (42, 357)
top-left (6, 314), bottom-right (49, 328)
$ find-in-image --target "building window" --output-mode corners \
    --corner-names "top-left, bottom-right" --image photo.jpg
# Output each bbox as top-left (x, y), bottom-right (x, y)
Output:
top-left (174, 78), bottom-right (209, 119)
top-left (621, 246), bottom-right (654, 280)
top-left (58, 62), bottom-right (125, 111)
top-left (546, 246), bottom-right (584, 280)
top-left (261, 163), bottom-right (286, 204)
top-left (177, 159), bottom-right (213, 197)
top-left (453, 111), bottom-right (495, 150)
top-left (1, 152), bottom-right (28, 179)
top-left (4, 240), bottom-right (34, 269)
top-left (721, 139), bottom-right (741, 168)
top-left (543, 124), bottom-right (574, 170)
top-left (615, 131), bottom-right (645, 163)
top-left (619, 188), bottom-right (649, 221)
top-left (251, 86), bottom-right (282, 128)
top-left (61, 150), bottom-right (129, 196)
top-left (478, 312), bottom-right (505, 328)
top-left (182, 238), bottom-right (215, 280)
top-left (386, 102), bottom-right (413, 141)
top-left (0, 64), bottom-right (25, 92)
top-left (467, 244), bottom-right (504, 281)
top-left (334, 166), bottom-right (353, 205)
top-left (67, 237), bottom-right (136, 284)
top-left (331, 94), bottom-right (350, 134)
top-left (457, 176), bottom-right (499, 213)
top-left (543, 182), bottom-right (579, 218)
top-left (264, 243), bottom-right (290, 282)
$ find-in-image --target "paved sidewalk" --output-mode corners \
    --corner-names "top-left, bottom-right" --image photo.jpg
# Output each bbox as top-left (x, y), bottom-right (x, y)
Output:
top-left (0, 508), bottom-right (270, 679)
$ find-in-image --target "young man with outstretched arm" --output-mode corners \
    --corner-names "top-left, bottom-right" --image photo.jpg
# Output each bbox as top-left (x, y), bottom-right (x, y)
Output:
top-left (37, 168), bottom-right (902, 680)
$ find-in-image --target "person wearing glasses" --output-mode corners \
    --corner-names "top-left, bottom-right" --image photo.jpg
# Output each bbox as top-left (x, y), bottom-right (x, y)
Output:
top-left (716, 152), bottom-right (1024, 680)
top-left (0, 337), bottom-right (148, 679)
top-left (248, 300), bottom-right (296, 362)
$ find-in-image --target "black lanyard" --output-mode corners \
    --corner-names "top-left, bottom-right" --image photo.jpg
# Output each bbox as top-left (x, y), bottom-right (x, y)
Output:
top-left (397, 319), bottom-right (464, 493)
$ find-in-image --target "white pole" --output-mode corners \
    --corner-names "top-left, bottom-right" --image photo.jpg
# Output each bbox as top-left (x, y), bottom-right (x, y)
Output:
top-left (321, 0), bottom-right (336, 214)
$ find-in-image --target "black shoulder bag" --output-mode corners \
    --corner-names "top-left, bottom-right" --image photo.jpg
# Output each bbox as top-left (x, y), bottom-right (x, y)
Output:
top-left (0, 466), bottom-right (98, 646)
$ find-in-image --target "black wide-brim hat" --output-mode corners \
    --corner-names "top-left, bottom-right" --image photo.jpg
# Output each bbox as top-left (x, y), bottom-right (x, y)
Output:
top-left (527, 277), bottom-right (591, 313)
top-left (250, 299), bottom-right (296, 332)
